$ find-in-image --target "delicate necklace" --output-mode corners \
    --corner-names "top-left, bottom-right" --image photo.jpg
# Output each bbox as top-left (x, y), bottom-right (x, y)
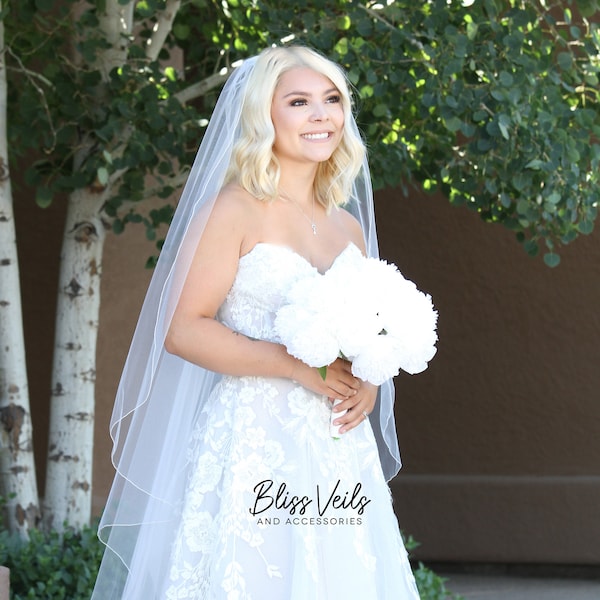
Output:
top-left (280, 191), bottom-right (317, 235)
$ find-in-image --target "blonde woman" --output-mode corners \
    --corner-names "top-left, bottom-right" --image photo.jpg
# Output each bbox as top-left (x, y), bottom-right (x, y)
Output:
top-left (93, 46), bottom-right (420, 599)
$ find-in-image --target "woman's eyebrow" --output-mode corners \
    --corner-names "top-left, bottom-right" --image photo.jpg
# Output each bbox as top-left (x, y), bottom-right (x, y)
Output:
top-left (282, 87), bottom-right (339, 98)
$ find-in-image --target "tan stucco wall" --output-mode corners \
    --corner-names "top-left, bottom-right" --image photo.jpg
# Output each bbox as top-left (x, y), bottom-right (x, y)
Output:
top-left (375, 188), bottom-right (600, 564)
top-left (17, 185), bottom-right (600, 564)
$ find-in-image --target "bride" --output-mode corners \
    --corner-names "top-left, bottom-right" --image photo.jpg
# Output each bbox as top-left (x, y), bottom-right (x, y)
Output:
top-left (92, 45), bottom-right (420, 599)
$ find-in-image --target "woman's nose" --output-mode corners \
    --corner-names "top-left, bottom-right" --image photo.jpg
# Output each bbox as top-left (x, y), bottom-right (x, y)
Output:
top-left (310, 103), bottom-right (329, 121)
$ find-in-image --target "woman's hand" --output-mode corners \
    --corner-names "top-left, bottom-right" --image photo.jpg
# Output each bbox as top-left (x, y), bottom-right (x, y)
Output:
top-left (291, 357), bottom-right (377, 434)
top-left (330, 378), bottom-right (378, 435)
top-left (291, 357), bottom-right (359, 399)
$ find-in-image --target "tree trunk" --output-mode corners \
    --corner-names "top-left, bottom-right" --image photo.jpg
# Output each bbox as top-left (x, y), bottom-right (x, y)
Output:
top-left (43, 188), bottom-right (106, 531)
top-left (0, 1), bottom-right (41, 538)
top-left (42, 0), bottom-right (133, 531)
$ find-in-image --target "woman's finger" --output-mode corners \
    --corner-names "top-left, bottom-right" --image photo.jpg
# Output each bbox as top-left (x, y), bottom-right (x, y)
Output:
top-left (324, 370), bottom-right (360, 399)
top-left (335, 405), bottom-right (369, 434)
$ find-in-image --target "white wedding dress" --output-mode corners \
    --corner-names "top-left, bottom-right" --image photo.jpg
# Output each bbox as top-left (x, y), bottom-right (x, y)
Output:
top-left (162, 243), bottom-right (420, 599)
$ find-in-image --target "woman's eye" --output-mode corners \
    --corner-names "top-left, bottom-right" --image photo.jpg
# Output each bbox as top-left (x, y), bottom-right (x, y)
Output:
top-left (290, 98), bottom-right (308, 107)
top-left (326, 95), bottom-right (341, 104)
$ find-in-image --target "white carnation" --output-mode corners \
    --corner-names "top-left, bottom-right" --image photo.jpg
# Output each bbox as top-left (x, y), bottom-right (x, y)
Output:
top-left (274, 243), bottom-right (438, 384)
top-left (274, 305), bottom-right (339, 367)
top-left (351, 334), bottom-right (402, 385)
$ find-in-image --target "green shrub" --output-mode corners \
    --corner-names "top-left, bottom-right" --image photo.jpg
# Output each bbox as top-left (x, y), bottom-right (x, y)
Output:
top-left (0, 523), bottom-right (103, 599)
top-left (405, 533), bottom-right (464, 600)
top-left (414, 562), bottom-right (464, 600)
top-left (0, 522), bottom-right (460, 599)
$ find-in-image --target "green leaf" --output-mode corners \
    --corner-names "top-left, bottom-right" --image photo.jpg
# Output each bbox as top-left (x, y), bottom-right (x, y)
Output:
top-left (557, 52), bottom-right (573, 70)
top-left (334, 37), bottom-right (348, 57)
top-left (97, 167), bottom-right (109, 186)
top-left (472, 110), bottom-right (488, 122)
top-left (357, 16), bottom-right (373, 36)
top-left (524, 239), bottom-right (539, 256)
top-left (460, 121), bottom-right (476, 137)
top-left (35, 187), bottom-right (54, 208)
top-left (112, 219), bottom-right (125, 235)
top-left (577, 219), bottom-right (594, 234)
top-left (317, 366), bottom-right (327, 381)
top-left (513, 174), bottom-right (530, 192)
top-left (546, 191), bottom-right (561, 205)
top-left (164, 66), bottom-right (177, 82)
top-left (561, 230), bottom-right (577, 244)
top-left (564, 8), bottom-right (572, 24)
top-left (499, 71), bottom-right (513, 86)
top-left (525, 159), bottom-right (544, 170)
top-left (466, 21), bottom-right (478, 41)
top-left (543, 252), bottom-right (561, 267)
top-left (373, 103), bottom-right (388, 118)
top-left (443, 116), bottom-right (462, 132)
top-left (336, 15), bottom-right (351, 30)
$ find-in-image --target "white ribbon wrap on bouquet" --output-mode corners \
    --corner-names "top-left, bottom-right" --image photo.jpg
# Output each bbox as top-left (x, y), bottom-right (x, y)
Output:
top-left (329, 398), bottom-right (347, 439)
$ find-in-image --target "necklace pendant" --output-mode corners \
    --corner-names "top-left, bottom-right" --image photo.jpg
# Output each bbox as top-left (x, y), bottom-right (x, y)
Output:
top-left (311, 223), bottom-right (317, 235)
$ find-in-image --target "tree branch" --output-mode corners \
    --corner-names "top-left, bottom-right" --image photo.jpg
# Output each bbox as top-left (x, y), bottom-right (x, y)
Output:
top-left (174, 68), bottom-right (230, 104)
top-left (115, 168), bottom-right (191, 214)
top-left (357, 4), bottom-right (424, 51)
top-left (140, 168), bottom-right (190, 200)
top-left (146, 0), bottom-right (182, 62)
top-left (5, 47), bottom-right (57, 152)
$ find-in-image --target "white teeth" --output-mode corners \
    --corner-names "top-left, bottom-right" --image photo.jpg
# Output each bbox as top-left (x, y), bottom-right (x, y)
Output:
top-left (302, 133), bottom-right (329, 140)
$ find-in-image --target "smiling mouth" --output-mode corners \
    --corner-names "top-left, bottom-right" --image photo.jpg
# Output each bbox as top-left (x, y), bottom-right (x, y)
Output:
top-left (301, 132), bottom-right (331, 140)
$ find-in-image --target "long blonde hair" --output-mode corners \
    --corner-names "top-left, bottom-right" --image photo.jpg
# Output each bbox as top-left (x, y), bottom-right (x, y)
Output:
top-left (224, 46), bottom-right (366, 210)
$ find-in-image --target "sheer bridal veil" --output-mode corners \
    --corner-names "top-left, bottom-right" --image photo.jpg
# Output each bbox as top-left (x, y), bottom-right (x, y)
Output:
top-left (92, 47), bottom-right (401, 599)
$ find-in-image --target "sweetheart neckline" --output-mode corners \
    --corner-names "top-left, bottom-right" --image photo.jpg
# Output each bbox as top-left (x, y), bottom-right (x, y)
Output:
top-left (239, 241), bottom-right (359, 275)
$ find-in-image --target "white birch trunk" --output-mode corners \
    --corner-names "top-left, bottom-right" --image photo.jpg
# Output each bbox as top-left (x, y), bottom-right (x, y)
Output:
top-left (42, 0), bottom-right (126, 532)
top-left (43, 189), bottom-right (106, 531)
top-left (43, 0), bottom-right (182, 530)
top-left (0, 3), bottom-right (41, 537)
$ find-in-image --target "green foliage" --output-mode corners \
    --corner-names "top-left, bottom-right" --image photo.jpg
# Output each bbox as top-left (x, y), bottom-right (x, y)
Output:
top-left (414, 563), bottom-right (464, 600)
top-left (405, 533), bottom-right (464, 600)
top-left (3, 0), bottom-right (600, 265)
top-left (296, 0), bottom-right (600, 267)
top-left (0, 519), bottom-right (457, 600)
top-left (0, 523), bottom-right (103, 599)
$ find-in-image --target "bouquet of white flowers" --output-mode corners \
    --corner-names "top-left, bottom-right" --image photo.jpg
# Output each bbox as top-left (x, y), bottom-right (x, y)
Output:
top-left (274, 244), bottom-right (438, 436)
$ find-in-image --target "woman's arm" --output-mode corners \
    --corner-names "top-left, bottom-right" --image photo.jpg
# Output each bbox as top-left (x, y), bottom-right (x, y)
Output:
top-left (164, 187), bottom-right (361, 401)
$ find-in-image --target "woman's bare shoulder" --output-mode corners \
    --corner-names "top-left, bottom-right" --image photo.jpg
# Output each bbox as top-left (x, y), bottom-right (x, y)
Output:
top-left (200, 183), bottom-right (260, 232)
top-left (338, 206), bottom-right (367, 252)
top-left (199, 183), bottom-right (267, 253)
top-left (213, 183), bottom-right (257, 215)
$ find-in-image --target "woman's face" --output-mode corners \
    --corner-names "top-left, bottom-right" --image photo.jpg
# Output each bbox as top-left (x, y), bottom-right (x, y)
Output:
top-left (270, 67), bottom-right (345, 168)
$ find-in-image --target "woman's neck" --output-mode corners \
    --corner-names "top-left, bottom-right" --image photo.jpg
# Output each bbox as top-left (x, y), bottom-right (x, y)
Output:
top-left (278, 165), bottom-right (318, 206)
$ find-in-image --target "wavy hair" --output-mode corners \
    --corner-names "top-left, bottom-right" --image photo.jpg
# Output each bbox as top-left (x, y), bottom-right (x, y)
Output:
top-left (224, 46), bottom-right (366, 210)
